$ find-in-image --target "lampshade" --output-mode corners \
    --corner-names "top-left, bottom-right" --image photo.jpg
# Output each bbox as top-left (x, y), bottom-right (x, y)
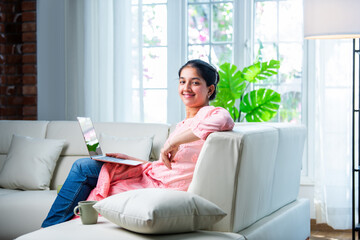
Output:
top-left (303, 0), bottom-right (360, 39)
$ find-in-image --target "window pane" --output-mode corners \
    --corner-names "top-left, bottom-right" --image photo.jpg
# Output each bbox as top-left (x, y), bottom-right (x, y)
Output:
top-left (188, 0), bottom-right (208, 4)
top-left (188, 45), bottom-right (210, 62)
top-left (132, 56), bottom-right (140, 88)
top-left (255, 42), bottom-right (277, 62)
top-left (211, 44), bottom-right (232, 66)
top-left (212, 3), bottom-right (233, 42)
top-left (254, 42), bottom-right (278, 84)
top-left (279, 43), bottom-right (302, 84)
top-left (279, 1), bottom-right (303, 41)
top-left (277, 85), bottom-right (302, 124)
top-left (131, 90), bottom-right (141, 122)
top-left (144, 89), bottom-right (167, 123)
top-left (143, 4), bottom-right (167, 46)
top-left (188, 4), bottom-right (210, 44)
top-left (131, 5), bottom-right (140, 88)
top-left (255, 2), bottom-right (277, 42)
top-left (143, 47), bottom-right (167, 88)
top-left (254, 0), bottom-right (303, 125)
top-left (143, 0), bottom-right (167, 4)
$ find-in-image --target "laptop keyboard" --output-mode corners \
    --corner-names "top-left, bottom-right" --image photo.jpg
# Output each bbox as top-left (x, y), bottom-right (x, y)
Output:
top-left (94, 156), bottom-right (123, 161)
top-left (92, 155), bottom-right (143, 166)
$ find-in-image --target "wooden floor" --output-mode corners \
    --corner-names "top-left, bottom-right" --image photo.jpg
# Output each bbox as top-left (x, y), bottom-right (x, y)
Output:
top-left (310, 230), bottom-right (352, 240)
top-left (310, 220), bottom-right (352, 240)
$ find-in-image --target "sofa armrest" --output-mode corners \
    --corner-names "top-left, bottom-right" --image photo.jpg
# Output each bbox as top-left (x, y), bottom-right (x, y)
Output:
top-left (188, 125), bottom-right (280, 232)
top-left (188, 130), bottom-right (244, 232)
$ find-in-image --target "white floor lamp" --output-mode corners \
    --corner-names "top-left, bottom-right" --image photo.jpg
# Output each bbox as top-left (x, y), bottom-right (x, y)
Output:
top-left (303, 0), bottom-right (360, 239)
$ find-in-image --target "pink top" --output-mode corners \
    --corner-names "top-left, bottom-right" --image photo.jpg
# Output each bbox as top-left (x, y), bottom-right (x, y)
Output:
top-left (87, 106), bottom-right (234, 201)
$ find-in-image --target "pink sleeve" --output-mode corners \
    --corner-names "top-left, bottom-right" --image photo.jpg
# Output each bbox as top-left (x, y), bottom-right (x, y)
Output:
top-left (191, 107), bottom-right (235, 140)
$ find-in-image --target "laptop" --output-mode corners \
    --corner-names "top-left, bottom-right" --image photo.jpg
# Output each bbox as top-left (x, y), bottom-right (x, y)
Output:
top-left (77, 117), bottom-right (143, 166)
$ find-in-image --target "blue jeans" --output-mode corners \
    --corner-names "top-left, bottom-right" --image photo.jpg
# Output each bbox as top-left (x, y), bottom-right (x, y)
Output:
top-left (41, 158), bottom-right (103, 228)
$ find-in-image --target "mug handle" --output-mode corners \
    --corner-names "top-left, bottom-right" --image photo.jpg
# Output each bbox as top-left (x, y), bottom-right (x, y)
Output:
top-left (73, 206), bottom-right (81, 216)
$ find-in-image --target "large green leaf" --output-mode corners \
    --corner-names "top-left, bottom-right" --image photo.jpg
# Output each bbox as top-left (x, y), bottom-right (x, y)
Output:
top-left (225, 105), bottom-right (240, 122)
top-left (242, 60), bottom-right (280, 83)
top-left (218, 62), bottom-right (247, 99)
top-left (211, 88), bottom-right (236, 109)
top-left (240, 88), bottom-right (281, 122)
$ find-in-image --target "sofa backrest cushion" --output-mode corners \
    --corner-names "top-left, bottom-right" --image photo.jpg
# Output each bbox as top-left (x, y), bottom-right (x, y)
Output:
top-left (93, 122), bottom-right (169, 161)
top-left (264, 123), bottom-right (306, 213)
top-left (0, 121), bottom-right (49, 172)
top-left (50, 156), bottom-right (88, 190)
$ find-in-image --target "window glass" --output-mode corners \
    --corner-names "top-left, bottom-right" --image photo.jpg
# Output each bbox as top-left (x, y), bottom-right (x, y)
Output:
top-left (143, 47), bottom-right (167, 88)
top-left (279, 1), bottom-right (303, 41)
top-left (187, 0), bottom-right (233, 66)
top-left (188, 45), bottom-right (210, 62)
top-left (254, 2), bottom-right (277, 42)
top-left (132, 0), bottom-right (168, 123)
top-left (143, 89), bottom-right (167, 123)
top-left (143, 4), bottom-right (167, 46)
top-left (212, 3), bottom-right (233, 43)
top-left (188, 4), bottom-right (210, 44)
top-left (143, 0), bottom-right (167, 4)
top-left (211, 44), bottom-right (232, 66)
top-left (254, 0), bottom-right (303, 124)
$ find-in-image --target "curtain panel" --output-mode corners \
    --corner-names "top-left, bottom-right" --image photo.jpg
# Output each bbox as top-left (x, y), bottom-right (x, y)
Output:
top-left (64, 0), bottom-right (135, 122)
top-left (312, 39), bottom-right (353, 229)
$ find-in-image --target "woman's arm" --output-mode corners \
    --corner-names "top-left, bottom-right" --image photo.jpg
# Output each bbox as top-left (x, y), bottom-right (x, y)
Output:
top-left (160, 128), bottom-right (200, 170)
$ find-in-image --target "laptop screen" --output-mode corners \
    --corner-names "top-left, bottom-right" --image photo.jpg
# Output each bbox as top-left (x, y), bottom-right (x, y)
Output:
top-left (77, 117), bottom-right (103, 157)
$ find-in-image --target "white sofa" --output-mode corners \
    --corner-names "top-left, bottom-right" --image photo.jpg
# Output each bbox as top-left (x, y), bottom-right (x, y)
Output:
top-left (0, 120), bottom-right (310, 240)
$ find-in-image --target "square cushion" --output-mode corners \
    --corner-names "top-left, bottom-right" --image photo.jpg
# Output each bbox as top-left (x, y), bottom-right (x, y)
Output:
top-left (99, 133), bottom-right (153, 161)
top-left (0, 135), bottom-right (65, 190)
top-left (93, 188), bottom-right (226, 234)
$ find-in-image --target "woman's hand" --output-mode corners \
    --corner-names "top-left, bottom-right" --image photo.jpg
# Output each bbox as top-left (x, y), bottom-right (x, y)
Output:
top-left (106, 153), bottom-right (148, 164)
top-left (160, 141), bottom-right (179, 170)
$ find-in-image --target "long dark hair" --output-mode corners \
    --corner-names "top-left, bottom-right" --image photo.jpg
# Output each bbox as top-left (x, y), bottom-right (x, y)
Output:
top-left (178, 59), bottom-right (219, 100)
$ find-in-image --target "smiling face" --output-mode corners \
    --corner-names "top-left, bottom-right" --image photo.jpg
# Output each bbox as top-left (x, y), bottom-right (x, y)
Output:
top-left (178, 66), bottom-right (215, 109)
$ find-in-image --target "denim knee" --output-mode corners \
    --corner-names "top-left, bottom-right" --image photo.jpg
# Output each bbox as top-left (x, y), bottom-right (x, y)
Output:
top-left (70, 158), bottom-right (103, 178)
top-left (72, 158), bottom-right (93, 170)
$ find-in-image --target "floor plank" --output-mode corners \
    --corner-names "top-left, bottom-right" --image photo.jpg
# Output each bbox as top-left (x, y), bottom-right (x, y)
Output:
top-left (310, 220), bottom-right (352, 240)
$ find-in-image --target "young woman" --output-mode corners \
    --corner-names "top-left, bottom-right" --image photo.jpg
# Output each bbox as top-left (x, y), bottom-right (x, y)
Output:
top-left (42, 59), bottom-right (234, 228)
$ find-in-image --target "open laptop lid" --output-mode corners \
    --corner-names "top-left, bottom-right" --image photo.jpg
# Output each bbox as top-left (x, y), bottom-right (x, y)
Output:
top-left (77, 117), bottom-right (103, 157)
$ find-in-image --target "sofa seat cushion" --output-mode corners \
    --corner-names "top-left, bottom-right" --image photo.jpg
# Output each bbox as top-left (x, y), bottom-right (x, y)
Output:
top-left (0, 188), bottom-right (21, 196)
top-left (0, 190), bottom-right (57, 240)
top-left (239, 199), bottom-right (310, 240)
top-left (16, 217), bottom-right (245, 240)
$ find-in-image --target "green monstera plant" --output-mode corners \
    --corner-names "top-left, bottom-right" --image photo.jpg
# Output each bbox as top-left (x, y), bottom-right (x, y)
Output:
top-left (211, 60), bottom-right (281, 122)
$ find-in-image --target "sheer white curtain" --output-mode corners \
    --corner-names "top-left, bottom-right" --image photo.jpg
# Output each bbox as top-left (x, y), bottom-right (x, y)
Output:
top-left (312, 39), bottom-right (353, 229)
top-left (64, 0), bottom-right (135, 122)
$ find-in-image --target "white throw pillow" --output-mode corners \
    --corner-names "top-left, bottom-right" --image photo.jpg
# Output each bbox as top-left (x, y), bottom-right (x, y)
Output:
top-left (99, 133), bottom-right (153, 161)
top-left (0, 135), bottom-right (65, 190)
top-left (93, 188), bottom-right (227, 234)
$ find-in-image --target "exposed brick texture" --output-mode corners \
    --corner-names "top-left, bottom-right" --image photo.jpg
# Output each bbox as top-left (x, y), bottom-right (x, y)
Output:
top-left (0, 0), bottom-right (37, 120)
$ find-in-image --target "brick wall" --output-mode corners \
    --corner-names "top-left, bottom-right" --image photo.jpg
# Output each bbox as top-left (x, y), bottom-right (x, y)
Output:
top-left (0, 0), bottom-right (37, 120)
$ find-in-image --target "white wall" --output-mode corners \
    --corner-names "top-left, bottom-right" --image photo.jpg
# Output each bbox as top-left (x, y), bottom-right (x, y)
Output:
top-left (299, 183), bottom-right (315, 219)
top-left (37, 0), bottom-right (66, 120)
